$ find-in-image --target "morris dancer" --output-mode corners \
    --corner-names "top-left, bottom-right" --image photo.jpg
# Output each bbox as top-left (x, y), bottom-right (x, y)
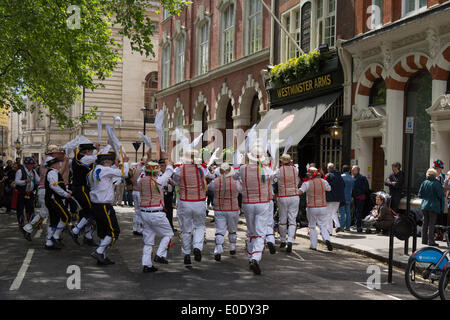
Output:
top-left (70, 139), bottom-right (100, 246)
top-left (208, 163), bottom-right (242, 262)
top-left (233, 144), bottom-right (274, 275)
top-left (44, 156), bottom-right (72, 250)
top-left (172, 149), bottom-right (211, 265)
top-left (274, 154), bottom-right (300, 253)
top-left (137, 156), bottom-right (174, 273)
top-left (298, 167), bottom-right (333, 251)
top-left (89, 150), bottom-right (129, 265)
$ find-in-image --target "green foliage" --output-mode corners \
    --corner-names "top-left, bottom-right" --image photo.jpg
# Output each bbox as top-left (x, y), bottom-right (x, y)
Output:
top-left (0, 0), bottom-right (190, 128)
top-left (269, 50), bottom-right (332, 87)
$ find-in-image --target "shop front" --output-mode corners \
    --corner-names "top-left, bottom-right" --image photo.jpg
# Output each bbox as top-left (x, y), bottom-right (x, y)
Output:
top-left (261, 52), bottom-right (351, 178)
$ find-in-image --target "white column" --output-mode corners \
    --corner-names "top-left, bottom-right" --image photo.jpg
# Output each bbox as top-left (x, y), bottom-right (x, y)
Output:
top-left (385, 89), bottom-right (405, 173)
top-left (432, 79), bottom-right (447, 102)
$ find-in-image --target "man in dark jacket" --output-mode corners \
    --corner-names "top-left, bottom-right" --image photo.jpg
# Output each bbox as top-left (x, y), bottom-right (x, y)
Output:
top-left (326, 163), bottom-right (346, 234)
top-left (352, 165), bottom-right (370, 233)
top-left (384, 162), bottom-right (404, 214)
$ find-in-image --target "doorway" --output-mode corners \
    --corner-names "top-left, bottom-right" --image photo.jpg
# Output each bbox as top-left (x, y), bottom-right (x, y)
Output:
top-left (371, 137), bottom-right (385, 191)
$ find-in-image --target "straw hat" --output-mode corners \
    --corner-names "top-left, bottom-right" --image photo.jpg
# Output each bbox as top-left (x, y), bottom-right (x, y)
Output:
top-left (219, 163), bottom-right (234, 178)
top-left (280, 153), bottom-right (292, 164)
top-left (46, 145), bottom-right (65, 155)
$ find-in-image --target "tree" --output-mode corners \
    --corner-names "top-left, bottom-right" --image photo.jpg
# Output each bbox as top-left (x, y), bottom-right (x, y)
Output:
top-left (0, 0), bottom-right (190, 128)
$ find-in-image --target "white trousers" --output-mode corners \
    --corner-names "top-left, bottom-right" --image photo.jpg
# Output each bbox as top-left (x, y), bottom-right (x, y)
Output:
top-left (38, 188), bottom-right (48, 218)
top-left (132, 191), bottom-right (143, 233)
top-left (243, 203), bottom-right (270, 262)
top-left (214, 210), bottom-right (240, 254)
top-left (140, 210), bottom-right (174, 267)
top-left (306, 207), bottom-right (331, 249)
top-left (265, 201), bottom-right (275, 244)
top-left (277, 196), bottom-right (300, 243)
top-left (326, 202), bottom-right (341, 233)
top-left (177, 200), bottom-right (206, 255)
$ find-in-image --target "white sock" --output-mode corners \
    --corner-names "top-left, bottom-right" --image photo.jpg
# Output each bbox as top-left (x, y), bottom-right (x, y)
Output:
top-left (96, 236), bottom-right (112, 255)
top-left (75, 218), bottom-right (88, 233)
top-left (53, 221), bottom-right (66, 239)
top-left (46, 226), bottom-right (55, 246)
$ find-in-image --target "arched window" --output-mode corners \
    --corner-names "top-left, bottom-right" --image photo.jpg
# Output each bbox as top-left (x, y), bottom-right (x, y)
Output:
top-left (250, 95), bottom-right (261, 124)
top-left (145, 72), bottom-right (158, 116)
top-left (202, 106), bottom-right (208, 148)
top-left (369, 79), bottom-right (386, 106)
top-left (175, 35), bottom-right (185, 83)
top-left (404, 71), bottom-right (432, 193)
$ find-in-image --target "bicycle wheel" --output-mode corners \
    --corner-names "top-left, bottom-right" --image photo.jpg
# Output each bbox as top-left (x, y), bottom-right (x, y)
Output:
top-left (405, 258), bottom-right (440, 300)
top-left (439, 266), bottom-right (450, 300)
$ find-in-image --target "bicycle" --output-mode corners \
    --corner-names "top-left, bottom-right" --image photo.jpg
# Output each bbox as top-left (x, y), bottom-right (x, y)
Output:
top-left (405, 225), bottom-right (449, 300)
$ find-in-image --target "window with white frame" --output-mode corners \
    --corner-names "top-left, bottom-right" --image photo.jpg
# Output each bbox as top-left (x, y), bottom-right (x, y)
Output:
top-left (281, 2), bottom-right (310, 62)
top-left (402, 0), bottom-right (427, 17)
top-left (198, 22), bottom-right (209, 75)
top-left (247, 0), bottom-right (262, 55)
top-left (175, 35), bottom-right (185, 83)
top-left (221, 3), bottom-right (235, 65)
top-left (322, 0), bottom-right (336, 48)
top-left (161, 44), bottom-right (171, 89)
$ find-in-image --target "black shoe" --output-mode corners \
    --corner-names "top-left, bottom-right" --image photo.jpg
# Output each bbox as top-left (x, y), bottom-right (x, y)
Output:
top-left (91, 251), bottom-right (106, 264)
top-left (44, 244), bottom-right (61, 250)
top-left (184, 254), bottom-right (191, 265)
top-left (52, 237), bottom-right (64, 249)
top-left (326, 240), bottom-right (333, 251)
top-left (101, 257), bottom-right (115, 265)
top-left (286, 242), bottom-right (293, 253)
top-left (154, 255), bottom-right (169, 264)
top-left (267, 242), bottom-right (276, 254)
top-left (357, 229), bottom-right (363, 233)
top-left (309, 247), bottom-right (317, 251)
top-left (23, 231), bottom-right (32, 242)
top-left (193, 248), bottom-right (202, 262)
top-left (229, 250), bottom-right (236, 255)
top-left (70, 231), bottom-right (81, 245)
top-left (335, 228), bottom-right (342, 233)
top-left (133, 231), bottom-right (143, 236)
top-left (214, 254), bottom-right (221, 261)
top-left (143, 265), bottom-right (158, 273)
top-left (249, 259), bottom-right (261, 275)
top-left (280, 242), bottom-right (286, 249)
top-left (429, 243), bottom-right (439, 247)
top-left (83, 237), bottom-right (97, 247)
top-left (366, 229), bottom-right (372, 234)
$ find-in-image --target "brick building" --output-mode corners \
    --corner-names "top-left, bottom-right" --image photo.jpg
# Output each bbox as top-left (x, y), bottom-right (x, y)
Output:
top-left (155, 0), bottom-right (272, 160)
top-left (340, 0), bottom-right (450, 194)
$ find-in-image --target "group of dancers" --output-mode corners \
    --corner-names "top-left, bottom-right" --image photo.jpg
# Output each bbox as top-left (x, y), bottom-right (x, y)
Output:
top-left (16, 116), bottom-right (337, 276)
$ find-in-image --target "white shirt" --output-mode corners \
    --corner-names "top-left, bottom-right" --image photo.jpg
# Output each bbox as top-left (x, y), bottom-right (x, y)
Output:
top-left (89, 163), bottom-right (129, 204)
top-left (15, 167), bottom-right (40, 192)
top-left (299, 179), bottom-right (331, 194)
top-left (79, 151), bottom-right (97, 166)
top-left (46, 169), bottom-right (70, 198)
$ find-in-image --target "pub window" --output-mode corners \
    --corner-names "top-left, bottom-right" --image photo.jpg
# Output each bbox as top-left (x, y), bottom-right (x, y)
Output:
top-left (369, 79), bottom-right (386, 106)
top-left (301, 2), bottom-right (311, 53)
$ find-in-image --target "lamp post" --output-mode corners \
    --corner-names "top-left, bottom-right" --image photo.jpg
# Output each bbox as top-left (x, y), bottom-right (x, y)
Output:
top-left (132, 141), bottom-right (141, 163)
top-left (330, 118), bottom-right (342, 140)
top-left (15, 138), bottom-right (21, 159)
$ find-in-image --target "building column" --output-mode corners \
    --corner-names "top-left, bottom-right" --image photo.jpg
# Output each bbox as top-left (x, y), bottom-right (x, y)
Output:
top-left (385, 88), bottom-right (405, 175)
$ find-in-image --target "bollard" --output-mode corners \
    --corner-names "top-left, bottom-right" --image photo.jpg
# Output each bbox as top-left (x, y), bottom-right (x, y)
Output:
top-left (388, 222), bottom-right (394, 284)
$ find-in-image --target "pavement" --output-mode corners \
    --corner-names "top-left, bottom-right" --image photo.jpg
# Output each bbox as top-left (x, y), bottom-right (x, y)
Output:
top-left (296, 225), bottom-right (448, 269)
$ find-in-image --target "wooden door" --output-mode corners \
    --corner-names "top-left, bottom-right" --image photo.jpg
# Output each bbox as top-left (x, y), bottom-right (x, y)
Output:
top-left (371, 137), bottom-right (385, 191)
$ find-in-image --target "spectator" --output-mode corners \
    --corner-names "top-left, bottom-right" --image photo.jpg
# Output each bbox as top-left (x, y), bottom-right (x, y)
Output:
top-left (444, 172), bottom-right (450, 226)
top-left (352, 165), bottom-right (370, 233)
top-left (124, 169), bottom-right (134, 207)
top-left (325, 163), bottom-right (346, 234)
top-left (339, 165), bottom-right (354, 232)
top-left (433, 160), bottom-right (447, 228)
top-left (362, 192), bottom-right (394, 235)
top-left (3, 162), bottom-right (18, 214)
top-left (384, 162), bottom-right (404, 214)
top-left (418, 168), bottom-right (444, 246)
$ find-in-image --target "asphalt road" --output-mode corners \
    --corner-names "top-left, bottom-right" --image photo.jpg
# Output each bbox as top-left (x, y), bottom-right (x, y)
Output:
top-left (0, 206), bottom-right (416, 300)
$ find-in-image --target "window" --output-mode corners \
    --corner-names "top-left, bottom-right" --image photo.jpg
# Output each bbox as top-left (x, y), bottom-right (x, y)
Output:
top-left (198, 22), bottom-right (209, 75)
top-left (323, 0), bottom-right (336, 48)
top-left (403, 0), bottom-right (427, 17)
top-left (369, 79), bottom-right (386, 106)
top-left (301, 3), bottom-right (312, 53)
top-left (162, 8), bottom-right (170, 21)
top-left (250, 96), bottom-right (261, 124)
top-left (163, 112), bottom-right (169, 152)
top-left (161, 45), bottom-right (171, 89)
top-left (247, 0), bottom-right (262, 55)
top-left (145, 72), bottom-right (158, 112)
top-left (175, 35), bottom-right (185, 83)
top-left (222, 4), bottom-right (235, 65)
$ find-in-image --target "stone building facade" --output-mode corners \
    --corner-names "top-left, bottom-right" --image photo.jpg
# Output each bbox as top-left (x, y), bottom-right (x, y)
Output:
top-left (340, 0), bottom-right (450, 193)
top-left (155, 0), bottom-right (272, 160)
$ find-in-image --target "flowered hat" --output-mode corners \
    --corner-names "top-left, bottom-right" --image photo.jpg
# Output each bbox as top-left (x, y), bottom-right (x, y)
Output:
top-left (433, 159), bottom-right (444, 169)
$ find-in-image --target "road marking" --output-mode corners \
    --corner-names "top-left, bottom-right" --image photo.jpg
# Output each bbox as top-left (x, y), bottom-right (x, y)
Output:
top-left (292, 250), bottom-right (305, 261)
top-left (10, 249), bottom-right (35, 291)
top-left (353, 282), bottom-right (402, 300)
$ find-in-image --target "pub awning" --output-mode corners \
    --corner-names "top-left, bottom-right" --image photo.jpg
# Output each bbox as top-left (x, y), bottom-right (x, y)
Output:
top-left (250, 91), bottom-right (341, 149)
